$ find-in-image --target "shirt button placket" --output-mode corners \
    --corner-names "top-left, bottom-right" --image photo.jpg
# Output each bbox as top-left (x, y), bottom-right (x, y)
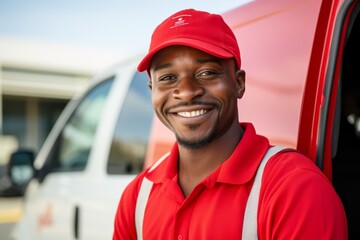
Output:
top-left (177, 234), bottom-right (183, 240)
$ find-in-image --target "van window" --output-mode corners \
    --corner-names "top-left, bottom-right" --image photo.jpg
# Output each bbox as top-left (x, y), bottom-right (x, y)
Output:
top-left (46, 78), bottom-right (114, 172)
top-left (107, 72), bottom-right (153, 174)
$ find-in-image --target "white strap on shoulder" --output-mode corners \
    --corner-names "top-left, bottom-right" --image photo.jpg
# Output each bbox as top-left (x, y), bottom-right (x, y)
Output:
top-left (242, 146), bottom-right (286, 240)
top-left (135, 152), bottom-right (170, 240)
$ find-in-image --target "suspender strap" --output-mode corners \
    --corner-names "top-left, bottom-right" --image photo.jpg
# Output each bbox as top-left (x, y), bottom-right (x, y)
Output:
top-left (135, 152), bottom-right (169, 240)
top-left (135, 147), bottom-right (286, 240)
top-left (135, 177), bottom-right (152, 240)
top-left (242, 146), bottom-right (286, 240)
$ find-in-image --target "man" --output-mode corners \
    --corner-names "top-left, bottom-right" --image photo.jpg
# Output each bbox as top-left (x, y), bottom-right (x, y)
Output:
top-left (113, 9), bottom-right (347, 239)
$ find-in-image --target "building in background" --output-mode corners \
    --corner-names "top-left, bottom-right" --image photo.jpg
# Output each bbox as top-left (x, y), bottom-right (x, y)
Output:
top-left (0, 37), bottom-right (120, 165)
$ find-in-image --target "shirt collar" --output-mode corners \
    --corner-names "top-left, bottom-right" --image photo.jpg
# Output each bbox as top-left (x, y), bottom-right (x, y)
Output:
top-left (146, 122), bottom-right (269, 185)
top-left (217, 122), bottom-right (269, 184)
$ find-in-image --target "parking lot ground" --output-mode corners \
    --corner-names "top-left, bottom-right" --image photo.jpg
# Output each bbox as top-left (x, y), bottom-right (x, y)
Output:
top-left (0, 223), bottom-right (15, 240)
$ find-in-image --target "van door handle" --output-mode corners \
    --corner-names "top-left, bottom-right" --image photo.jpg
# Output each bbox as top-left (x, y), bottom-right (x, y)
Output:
top-left (74, 205), bottom-right (80, 239)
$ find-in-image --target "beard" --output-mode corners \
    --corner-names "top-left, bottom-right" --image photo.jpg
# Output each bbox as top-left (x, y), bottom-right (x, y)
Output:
top-left (175, 123), bottom-right (218, 149)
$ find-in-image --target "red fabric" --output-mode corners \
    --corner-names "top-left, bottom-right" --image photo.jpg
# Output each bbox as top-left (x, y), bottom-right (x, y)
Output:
top-left (113, 123), bottom-right (347, 240)
top-left (137, 9), bottom-right (240, 72)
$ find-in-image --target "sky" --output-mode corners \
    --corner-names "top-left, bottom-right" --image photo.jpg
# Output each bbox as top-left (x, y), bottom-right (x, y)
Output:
top-left (0, 0), bottom-right (252, 59)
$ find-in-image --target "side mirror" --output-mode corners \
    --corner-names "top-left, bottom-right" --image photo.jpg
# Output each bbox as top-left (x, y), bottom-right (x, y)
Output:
top-left (8, 150), bottom-right (35, 187)
top-left (0, 150), bottom-right (35, 196)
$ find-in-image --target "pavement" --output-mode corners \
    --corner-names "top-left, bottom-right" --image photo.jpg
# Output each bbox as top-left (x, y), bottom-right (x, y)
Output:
top-left (0, 223), bottom-right (15, 240)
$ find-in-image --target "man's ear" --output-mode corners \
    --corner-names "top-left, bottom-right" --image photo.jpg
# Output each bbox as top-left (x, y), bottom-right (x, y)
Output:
top-left (236, 70), bottom-right (245, 99)
top-left (147, 80), bottom-right (152, 90)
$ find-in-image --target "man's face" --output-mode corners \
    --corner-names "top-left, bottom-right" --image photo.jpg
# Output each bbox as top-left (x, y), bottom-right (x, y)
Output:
top-left (149, 45), bottom-right (245, 149)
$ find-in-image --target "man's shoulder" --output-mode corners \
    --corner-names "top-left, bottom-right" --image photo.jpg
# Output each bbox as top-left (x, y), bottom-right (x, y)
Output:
top-left (122, 150), bottom-right (171, 201)
top-left (267, 148), bottom-right (320, 170)
top-left (120, 169), bottom-right (149, 203)
top-left (263, 148), bottom-right (330, 188)
top-left (258, 149), bottom-right (348, 239)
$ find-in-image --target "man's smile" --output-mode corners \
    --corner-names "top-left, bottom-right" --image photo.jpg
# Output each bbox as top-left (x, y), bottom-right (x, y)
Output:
top-left (177, 109), bottom-right (208, 118)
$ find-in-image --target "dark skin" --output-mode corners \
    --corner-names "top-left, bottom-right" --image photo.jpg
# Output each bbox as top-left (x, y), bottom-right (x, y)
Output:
top-left (149, 46), bottom-right (246, 197)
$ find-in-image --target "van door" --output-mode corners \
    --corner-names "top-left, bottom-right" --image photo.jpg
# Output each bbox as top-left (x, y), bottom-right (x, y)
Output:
top-left (298, 0), bottom-right (360, 239)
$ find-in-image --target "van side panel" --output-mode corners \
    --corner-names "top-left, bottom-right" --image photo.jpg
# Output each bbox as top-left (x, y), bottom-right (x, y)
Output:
top-left (224, 0), bottom-right (322, 148)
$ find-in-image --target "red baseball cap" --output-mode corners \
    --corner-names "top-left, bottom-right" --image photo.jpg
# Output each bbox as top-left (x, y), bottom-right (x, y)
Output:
top-left (137, 9), bottom-right (241, 72)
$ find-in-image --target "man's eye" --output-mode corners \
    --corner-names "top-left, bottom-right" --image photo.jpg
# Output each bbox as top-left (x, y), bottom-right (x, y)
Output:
top-left (159, 75), bottom-right (176, 81)
top-left (198, 70), bottom-right (217, 77)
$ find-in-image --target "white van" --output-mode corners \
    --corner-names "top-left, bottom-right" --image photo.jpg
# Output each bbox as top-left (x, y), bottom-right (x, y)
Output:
top-left (11, 56), bottom-right (154, 240)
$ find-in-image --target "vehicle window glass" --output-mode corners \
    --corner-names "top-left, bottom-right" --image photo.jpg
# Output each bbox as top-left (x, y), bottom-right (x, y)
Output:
top-left (107, 72), bottom-right (153, 174)
top-left (50, 78), bottom-right (114, 172)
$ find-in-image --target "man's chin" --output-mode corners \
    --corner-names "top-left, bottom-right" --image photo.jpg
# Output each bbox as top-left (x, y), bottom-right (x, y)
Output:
top-left (176, 132), bottom-right (216, 150)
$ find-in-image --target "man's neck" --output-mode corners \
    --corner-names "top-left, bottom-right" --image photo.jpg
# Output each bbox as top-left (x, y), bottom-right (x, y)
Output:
top-left (177, 123), bottom-right (244, 197)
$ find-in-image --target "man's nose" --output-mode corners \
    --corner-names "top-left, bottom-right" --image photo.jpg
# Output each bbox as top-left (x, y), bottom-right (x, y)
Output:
top-left (172, 76), bottom-right (205, 101)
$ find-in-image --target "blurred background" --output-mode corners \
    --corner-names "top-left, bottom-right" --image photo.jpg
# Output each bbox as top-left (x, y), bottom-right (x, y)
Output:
top-left (0, 0), bottom-right (251, 239)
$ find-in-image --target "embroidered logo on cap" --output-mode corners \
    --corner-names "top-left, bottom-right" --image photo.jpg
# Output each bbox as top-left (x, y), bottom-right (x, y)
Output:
top-left (170, 14), bottom-right (191, 29)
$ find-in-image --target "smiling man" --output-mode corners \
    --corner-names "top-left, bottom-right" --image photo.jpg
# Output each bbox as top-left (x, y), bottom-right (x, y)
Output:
top-left (113, 9), bottom-right (347, 240)
top-left (150, 45), bottom-right (243, 151)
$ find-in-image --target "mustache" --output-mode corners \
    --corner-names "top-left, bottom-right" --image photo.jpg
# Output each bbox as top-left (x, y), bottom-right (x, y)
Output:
top-left (165, 101), bottom-right (219, 112)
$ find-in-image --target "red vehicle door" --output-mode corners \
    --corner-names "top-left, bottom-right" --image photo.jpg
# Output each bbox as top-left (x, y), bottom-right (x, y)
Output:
top-left (297, 0), bottom-right (359, 238)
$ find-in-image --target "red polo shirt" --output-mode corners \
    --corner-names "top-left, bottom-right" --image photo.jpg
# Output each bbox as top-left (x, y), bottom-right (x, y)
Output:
top-left (113, 123), bottom-right (347, 240)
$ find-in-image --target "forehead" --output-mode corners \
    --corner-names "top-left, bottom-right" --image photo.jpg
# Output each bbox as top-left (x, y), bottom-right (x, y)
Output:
top-left (150, 45), bottom-right (220, 68)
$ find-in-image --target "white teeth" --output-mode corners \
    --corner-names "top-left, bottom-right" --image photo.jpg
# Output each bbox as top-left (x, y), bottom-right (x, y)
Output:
top-left (177, 109), bottom-right (207, 117)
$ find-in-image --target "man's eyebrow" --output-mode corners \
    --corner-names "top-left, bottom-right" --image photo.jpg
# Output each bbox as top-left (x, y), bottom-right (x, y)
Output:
top-left (152, 57), bottom-right (221, 72)
top-left (152, 63), bottom-right (172, 72)
top-left (195, 58), bottom-right (222, 65)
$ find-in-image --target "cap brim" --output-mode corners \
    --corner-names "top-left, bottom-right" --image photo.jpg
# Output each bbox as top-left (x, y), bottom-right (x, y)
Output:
top-left (137, 38), bottom-right (233, 72)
